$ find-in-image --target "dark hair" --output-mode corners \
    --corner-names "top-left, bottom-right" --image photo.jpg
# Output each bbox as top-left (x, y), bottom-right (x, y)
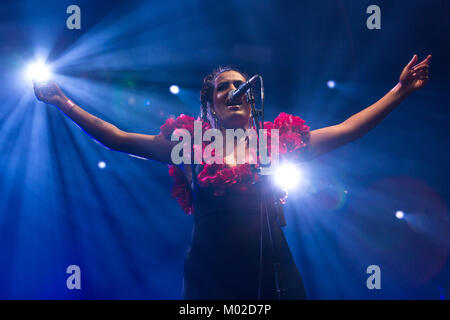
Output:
top-left (200, 66), bottom-right (248, 126)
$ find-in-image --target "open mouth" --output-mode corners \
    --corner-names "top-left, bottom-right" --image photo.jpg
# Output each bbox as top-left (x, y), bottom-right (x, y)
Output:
top-left (227, 105), bottom-right (241, 111)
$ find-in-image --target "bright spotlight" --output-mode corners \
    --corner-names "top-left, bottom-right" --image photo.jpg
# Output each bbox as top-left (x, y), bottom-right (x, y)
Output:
top-left (26, 61), bottom-right (52, 83)
top-left (170, 85), bottom-right (180, 95)
top-left (395, 210), bottom-right (404, 219)
top-left (327, 80), bottom-right (335, 89)
top-left (98, 161), bottom-right (106, 169)
top-left (274, 163), bottom-right (302, 190)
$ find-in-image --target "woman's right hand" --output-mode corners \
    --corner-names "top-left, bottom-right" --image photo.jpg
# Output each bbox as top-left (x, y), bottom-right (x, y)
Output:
top-left (33, 81), bottom-right (66, 106)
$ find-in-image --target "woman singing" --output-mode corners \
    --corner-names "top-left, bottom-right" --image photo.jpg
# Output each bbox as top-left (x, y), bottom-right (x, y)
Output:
top-left (33, 54), bottom-right (431, 299)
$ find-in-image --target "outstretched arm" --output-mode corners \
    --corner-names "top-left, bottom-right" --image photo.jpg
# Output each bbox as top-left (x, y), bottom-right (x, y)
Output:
top-left (33, 81), bottom-right (176, 163)
top-left (306, 54), bottom-right (431, 160)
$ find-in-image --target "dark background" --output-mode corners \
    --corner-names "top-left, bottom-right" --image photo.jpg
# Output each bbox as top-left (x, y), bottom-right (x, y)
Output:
top-left (0, 0), bottom-right (449, 299)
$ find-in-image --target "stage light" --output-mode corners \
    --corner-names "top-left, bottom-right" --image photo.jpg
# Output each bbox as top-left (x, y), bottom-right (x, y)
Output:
top-left (98, 161), bottom-right (106, 169)
top-left (26, 61), bottom-right (52, 83)
top-left (170, 85), bottom-right (179, 95)
top-left (145, 100), bottom-right (150, 106)
top-left (327, 80), bottom-right (335, 89)
top-left (274, 163), bottom-right (302, 190)
top-left (395, 210), bottom-right (404, 219)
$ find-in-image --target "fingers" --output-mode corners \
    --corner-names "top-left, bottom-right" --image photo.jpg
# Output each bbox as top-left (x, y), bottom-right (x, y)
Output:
top-left (32, 79), bottom-right (51, 88)
top-left (412, 69), bottom-right (429, 77)
top-left (420, 54), bottom-right (432, 65)
top-left (413, 64), bottom-right (428, 72)
top-left (32, 81), bottom-right (46, 101)
top-left (415, 73), bottom-right (430, 87)
top-left (413, 64), bottom-right (429, 77)
top-left (405, 54), bottom-right (432, 71)
top-left (32, 81), bottom-right (49, 99)
top-left (33, 80), bottom-right (44, 90)
top-left (411, 56), bottom-right (431, 82)
top-left (416, 72), bottom-right (430, 79)
top-left (33, 87), bottom-right (43, 101)
top-left (412, 72), bottom-right (429, 79)
top-left (406, 54), bottom-right (418, 69)
top-left (413, 54), bottom-right (432, 68)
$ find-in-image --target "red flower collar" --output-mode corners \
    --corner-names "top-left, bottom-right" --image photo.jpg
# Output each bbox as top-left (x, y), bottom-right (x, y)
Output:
top-left (160, 113), bottom-right (310, 214)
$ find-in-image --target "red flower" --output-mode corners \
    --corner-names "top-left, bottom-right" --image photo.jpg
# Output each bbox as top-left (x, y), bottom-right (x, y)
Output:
top-left (263, 113), bottom-right (311, 158)
top-left (219, 167), bottom-right (238, 185)
top-left (168, 165), bottom-right (193, 214)
top-left (279, 132), bottom-right (305, 154)
top-left (237, 163), bottom-right (254, 184)
top-left (274, 112), bottom-right (309, 135)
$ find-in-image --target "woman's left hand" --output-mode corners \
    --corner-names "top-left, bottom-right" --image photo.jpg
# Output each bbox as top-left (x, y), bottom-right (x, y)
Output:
top-left (399, 54), bottom-right (432, 93)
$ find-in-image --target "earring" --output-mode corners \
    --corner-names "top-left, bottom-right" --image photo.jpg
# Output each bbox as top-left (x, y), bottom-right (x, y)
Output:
top-left (211, 111), bottom-right (218, 127)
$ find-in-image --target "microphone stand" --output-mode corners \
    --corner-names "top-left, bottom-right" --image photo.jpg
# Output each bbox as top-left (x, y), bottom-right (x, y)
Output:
top-left (247, 77), bottom-right (286, 300)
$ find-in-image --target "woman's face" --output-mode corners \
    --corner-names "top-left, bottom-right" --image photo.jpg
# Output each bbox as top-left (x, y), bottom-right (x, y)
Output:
top-left (212, 71), bottom-right (251, 129)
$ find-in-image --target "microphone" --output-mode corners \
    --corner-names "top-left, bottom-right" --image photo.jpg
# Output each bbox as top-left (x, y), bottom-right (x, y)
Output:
top-left (226, 74), bottom-right (259, 106)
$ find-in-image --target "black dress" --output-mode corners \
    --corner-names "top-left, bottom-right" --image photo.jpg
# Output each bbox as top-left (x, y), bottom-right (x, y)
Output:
top-left (182, 164), bottom-right (307, 300)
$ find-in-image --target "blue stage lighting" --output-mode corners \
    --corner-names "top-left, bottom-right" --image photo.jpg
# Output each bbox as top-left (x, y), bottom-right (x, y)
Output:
top-left (98, 161), bottom-right (106, 169)
top-left (26, 61), bottom-right (52, 83)
top-left (170, 85), bottom-right (180, 95)
top-left (327, 80), bottom-right (335, 89)
top-left (395, 210), bottom-right (404, 219)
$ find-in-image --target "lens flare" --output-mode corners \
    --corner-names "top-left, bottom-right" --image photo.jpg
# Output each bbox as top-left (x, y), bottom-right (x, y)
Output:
top-left (26, 61), bottom-right (52, 82)
top-left (395, 210), bottom-right (404, 219)
top-left (98, 161), bottom-right (106, 169)
top-left (274, 163), bottom-right (302, 190)
top-left (169, 85), bottom-right (179, 95)
top-left (327, 80), bottom-right (335, 89)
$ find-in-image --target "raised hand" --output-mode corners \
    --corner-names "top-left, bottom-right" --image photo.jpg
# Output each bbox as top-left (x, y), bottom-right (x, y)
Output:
top-left (33, 81), bottom-right (67, 106)
top-left (399, 54), bottom-right (432, 93)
